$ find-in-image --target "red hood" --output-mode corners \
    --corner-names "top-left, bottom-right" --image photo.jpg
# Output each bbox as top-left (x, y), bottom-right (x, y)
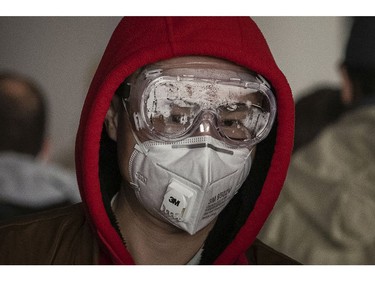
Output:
top-left (75, 17), bottom-right (294, 265)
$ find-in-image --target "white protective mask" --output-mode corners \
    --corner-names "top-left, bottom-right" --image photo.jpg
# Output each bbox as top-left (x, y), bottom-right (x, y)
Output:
top-left (128, 135), bottom-right (253, 235)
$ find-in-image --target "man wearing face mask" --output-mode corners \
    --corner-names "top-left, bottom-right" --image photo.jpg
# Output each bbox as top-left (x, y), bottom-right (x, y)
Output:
top-left (0, 17), bottom-right (296, 265)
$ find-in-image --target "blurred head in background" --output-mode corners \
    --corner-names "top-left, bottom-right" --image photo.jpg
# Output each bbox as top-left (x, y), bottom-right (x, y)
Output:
top-left (0, 72), bottom-right (48, 159)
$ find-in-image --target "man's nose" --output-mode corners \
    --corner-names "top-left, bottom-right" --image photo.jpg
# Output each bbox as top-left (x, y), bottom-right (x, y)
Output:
top-left (194, 111), bottom-right (217, 137)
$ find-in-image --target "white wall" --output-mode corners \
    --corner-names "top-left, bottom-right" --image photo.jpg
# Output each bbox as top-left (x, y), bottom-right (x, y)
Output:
top-left (0, 17), bottom-right (350, 169)
top-left (0, 17), bottom-right (122, 169)
top-left (254, 17), bottom-right (349, 98)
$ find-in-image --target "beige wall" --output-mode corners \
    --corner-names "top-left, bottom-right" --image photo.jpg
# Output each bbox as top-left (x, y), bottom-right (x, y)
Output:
top-left (0, 17), bottom-right (350, 169)
top-left (254, 17), bottom-right (349, 98)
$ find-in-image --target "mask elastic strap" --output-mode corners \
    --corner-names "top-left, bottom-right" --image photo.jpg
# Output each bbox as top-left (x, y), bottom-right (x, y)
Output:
top-left (247, 146), bottom-right (255, 160)
top-left (121, 98), bottom-right (149, 155)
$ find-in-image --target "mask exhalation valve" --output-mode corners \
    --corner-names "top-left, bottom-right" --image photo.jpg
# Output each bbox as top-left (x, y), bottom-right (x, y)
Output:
top-left (161, 179), bottom-right (196, 222)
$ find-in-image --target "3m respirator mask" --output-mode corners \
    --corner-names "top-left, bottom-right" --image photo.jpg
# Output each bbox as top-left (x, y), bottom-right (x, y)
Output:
top-left (120, 56), bottom-right (276, 234)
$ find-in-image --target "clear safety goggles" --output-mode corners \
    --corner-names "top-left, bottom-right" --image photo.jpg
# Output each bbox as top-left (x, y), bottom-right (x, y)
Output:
top-left (123, 57), bottom-right (276, 148)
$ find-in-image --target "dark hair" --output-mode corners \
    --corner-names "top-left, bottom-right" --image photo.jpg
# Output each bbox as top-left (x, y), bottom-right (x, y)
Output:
top-left (0, 72), bottom-right (47, 156)
top-left (343, 17), bottom-right (375, 101)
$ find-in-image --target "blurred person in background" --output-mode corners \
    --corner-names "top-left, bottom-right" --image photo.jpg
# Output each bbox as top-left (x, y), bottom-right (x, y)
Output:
top-left (293, 85), bottom-right (347, 153)
top-left (0, 72), bottom-right (80, 221)
top-left (258, 17), bottom-right (375, 264)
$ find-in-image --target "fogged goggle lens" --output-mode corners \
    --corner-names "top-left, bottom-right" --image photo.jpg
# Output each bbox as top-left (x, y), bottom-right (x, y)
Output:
top-left (146, 80), bottom-right (271, 140)
top-left (126, 57), bottom-right (276, 147)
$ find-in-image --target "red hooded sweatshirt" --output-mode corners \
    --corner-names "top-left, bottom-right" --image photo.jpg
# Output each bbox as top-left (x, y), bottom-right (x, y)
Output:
top-left (0, 16), bottom-right (295, 265)
top-left (74, 16), bottom-right (295, 265)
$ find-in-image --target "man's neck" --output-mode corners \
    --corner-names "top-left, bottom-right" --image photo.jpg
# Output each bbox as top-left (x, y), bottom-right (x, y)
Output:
top-left (112, 185), bottom-right (215, 265)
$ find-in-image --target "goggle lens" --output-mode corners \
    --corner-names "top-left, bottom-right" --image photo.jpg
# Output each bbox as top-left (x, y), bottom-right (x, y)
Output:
top-left (144, 80), bottom-right (273, 145)
top-left (125, 57), bottom-right (277, 148)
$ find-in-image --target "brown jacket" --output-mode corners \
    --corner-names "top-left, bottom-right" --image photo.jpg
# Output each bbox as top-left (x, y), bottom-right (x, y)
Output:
top-left (0, 203), bottom-right (299, 265)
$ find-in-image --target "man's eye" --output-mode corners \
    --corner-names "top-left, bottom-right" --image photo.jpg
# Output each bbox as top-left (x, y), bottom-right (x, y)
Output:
top-left (170, 114), bottom-right (190, 126)
top-left (171, 114), bottom-right (183, 123)
top-left (226, 104), bottom-right (238, 112)
top-left (222, 119), bottom-right (240, 127)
